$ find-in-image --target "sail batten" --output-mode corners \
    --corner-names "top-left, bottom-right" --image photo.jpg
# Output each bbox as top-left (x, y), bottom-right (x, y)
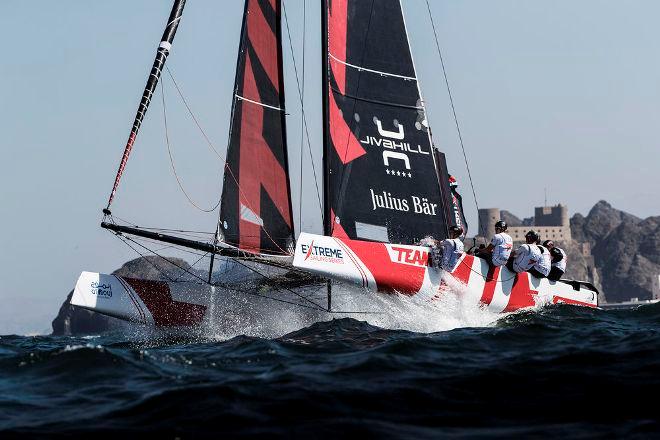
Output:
top-left (322, 0), bottom-right (453, 245)
top-left (219, 0), bottom-right (294, 256)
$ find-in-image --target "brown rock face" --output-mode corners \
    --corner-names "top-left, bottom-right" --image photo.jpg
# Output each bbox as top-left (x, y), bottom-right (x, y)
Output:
top-left (571, 201), bottom-right (659, 302)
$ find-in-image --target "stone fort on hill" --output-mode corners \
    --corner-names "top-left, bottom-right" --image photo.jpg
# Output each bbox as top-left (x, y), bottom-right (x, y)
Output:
top-left (478, 204), bottom-right (572, 243)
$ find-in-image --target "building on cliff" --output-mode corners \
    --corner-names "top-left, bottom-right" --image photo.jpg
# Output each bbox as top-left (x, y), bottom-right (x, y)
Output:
top-left (478, 205), bottom-right (571, 243)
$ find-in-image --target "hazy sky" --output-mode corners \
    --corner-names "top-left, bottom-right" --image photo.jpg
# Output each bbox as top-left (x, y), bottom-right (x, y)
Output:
top-left (1, 1), bottom-right (658, 334)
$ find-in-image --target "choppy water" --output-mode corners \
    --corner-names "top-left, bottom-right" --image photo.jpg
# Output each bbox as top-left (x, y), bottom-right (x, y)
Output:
top-left (2, 301), bottom-right (660, 438)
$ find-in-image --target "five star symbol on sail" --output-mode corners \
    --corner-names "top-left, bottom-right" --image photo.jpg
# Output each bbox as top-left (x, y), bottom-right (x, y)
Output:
top-left (385, 169), bottom-right (413, 178)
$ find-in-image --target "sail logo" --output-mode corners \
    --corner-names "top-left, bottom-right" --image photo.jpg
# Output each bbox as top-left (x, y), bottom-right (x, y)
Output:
top-left (359, 136), bottom-right (429, 156)
top-left (452, 194), bottom-right (463, 229)
top-left (388, 245), bottom-right (429, 267)
top-left (301, 242), bottom-right (345, 264)
top-left (90, 281), bottom-right (113, 298)
top-left (359, 117), bottom-right (430, 174)
top-left (370, 189), bottom-right (439, 216)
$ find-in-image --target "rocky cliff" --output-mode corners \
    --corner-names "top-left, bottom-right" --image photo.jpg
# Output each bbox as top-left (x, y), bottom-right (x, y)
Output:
top-left (51, 256), bottom-right (193, 336)
top-left (571, 201), bottom-right (659, 302)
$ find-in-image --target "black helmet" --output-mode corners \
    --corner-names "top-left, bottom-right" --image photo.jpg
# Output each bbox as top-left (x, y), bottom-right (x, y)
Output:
top-left (542, 240), bottom-right (554, 248)
top-left (525, 230), bottom-right (540, 243)
top-left (449, 225), bottom-right (463, 236)
top-left (495, 220), bottom-right (507, 231)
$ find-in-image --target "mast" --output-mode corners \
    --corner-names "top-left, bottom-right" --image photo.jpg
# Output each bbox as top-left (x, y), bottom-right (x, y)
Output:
top-left (106, 0), bottom-right (186, 209)
top-left (321, 0), bottom-right (330, 236)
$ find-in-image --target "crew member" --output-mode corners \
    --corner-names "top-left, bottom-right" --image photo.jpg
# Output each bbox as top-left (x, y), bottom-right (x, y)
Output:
top-left (531, 238), bottom-right (552, 279)
top-left (477, 220), bottom-right (512, 267)
top-left (507, 230), bottom-right (542, 275)
top-left (429, 226), bottom-right (464, 272)
top-left (543, 240), bottom-right (567, 281)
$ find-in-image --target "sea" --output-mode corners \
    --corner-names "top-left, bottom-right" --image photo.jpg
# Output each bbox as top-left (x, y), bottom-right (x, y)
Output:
top-left (2, 296), bottom-right (660, 438)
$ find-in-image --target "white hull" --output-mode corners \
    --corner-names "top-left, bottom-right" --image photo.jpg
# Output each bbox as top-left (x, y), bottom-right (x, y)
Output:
top-left (293, 233), bottom-right (598, 312)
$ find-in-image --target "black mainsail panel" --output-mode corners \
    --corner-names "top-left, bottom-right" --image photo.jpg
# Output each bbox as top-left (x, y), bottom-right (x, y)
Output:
top-left (219, 0), bottom-right (294, 256)
top-left (323, 0), bottom-right (453, 245)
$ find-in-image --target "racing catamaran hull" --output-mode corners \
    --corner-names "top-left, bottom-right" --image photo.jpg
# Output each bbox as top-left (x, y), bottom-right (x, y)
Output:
top-left (293, 232), bottom-right (598, 312)
top-left (71, 232), bottom-right (596, 330)
top-left (72, 271), bottom-right (212, 326)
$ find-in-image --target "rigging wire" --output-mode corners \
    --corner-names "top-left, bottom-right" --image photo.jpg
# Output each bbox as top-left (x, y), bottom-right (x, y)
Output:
top-left (229, 257), bottom-right (327, 311)
top-left (115, 234), bottom-right (177, 283)
top-left (118, 232), bottom-right (212, 284)
top-left (108, 217), bottom-right (375, 313)
top-left (297, 0), bottom-right (306, 235)
top-left (173, 251), bottom-right (209, 282)
top-left (282, 0), bottom-right (324, 225)
top-left (424, 0), bottom-right (483, 238)
top-left (165, 66), bottom-right (225, 162)
top-left (161, 81), bottom-right (222, 213)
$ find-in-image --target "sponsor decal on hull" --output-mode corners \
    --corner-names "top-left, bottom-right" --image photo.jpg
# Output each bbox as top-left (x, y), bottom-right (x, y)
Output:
top-left (90, 281), bottom-right (112, 298)
top-left (301, 241), bottom-right (345, 264)
top-left (386, 244), bottom-right (429, 267)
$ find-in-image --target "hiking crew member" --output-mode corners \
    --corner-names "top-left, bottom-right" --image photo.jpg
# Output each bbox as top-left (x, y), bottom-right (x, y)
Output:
top-left (543, 240), bottom-right (567, 281)
top-left (507, 230), bottom-right (542, 275)
top-left (531, 241), bottom-right (552, 279)
top-left (477, 220), bottom-right (513, 267)
top-left (430, 226), bottom-right (465, 272)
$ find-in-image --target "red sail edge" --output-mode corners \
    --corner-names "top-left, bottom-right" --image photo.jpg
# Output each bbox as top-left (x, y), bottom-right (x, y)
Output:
top-left (218, 0), bottom-right (294, 256)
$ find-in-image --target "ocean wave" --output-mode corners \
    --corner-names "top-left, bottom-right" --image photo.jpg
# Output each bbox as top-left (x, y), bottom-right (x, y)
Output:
top-left (2, 302), bottom-right (660, 436)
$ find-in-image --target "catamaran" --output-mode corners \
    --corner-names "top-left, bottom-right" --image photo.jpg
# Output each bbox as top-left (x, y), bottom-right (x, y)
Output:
top-left (72, 0), bottom-right (598, 329)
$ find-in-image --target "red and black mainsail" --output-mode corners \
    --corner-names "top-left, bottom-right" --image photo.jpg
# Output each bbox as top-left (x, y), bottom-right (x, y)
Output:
top-left (219, 0), bottom-right (294, 256)
top-left (322, 0), bottom-right (455, 245)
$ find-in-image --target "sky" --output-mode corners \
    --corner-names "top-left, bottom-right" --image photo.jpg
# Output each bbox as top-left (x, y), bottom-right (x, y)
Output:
top-left (1, 0), bottom-right (658, 334)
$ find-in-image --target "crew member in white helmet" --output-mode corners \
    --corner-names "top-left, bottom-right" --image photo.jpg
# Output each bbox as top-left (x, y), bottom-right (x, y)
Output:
top-left (543, 240), bottom-right (567, 281)
top-left (429, 226), bottom-right (464, 272)
top-left (477, 220), bottom-right (513, 267)
top-left (507, 230), bottom-right (542, 275)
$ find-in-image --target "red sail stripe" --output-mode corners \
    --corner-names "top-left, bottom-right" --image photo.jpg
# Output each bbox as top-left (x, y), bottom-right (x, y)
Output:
top-left (328, 0), bottom-right (348, 94)
top-left (247, 0), bottom-right (279, 93)
top-left (238, 56), bottom-right (292, 252)
top-left (329, 90), bottom-right (366, 164)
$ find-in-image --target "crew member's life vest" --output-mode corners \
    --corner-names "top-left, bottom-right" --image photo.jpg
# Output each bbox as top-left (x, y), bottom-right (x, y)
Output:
top-left (440, 238), bottom-right (464, 271)
top-left (491, 233), bottom-right (513, 266)
top-left (533, 245), bottom-right (552, 277)
top-left (512, 244), bottom-right (541, 273)
top-left (551, 247), bottom-right (567, 272)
